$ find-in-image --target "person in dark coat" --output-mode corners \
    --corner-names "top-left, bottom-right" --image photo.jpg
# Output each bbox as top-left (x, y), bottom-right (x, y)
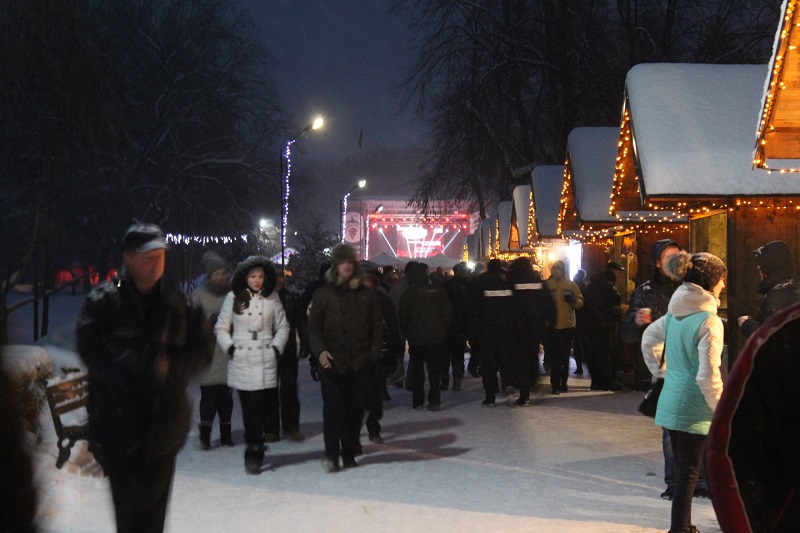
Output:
top-left (572, 269), bottom-right (589, 375)
top-left (298, 262), bottom-right (330, 380)
top-left (475, 259), bottom-right (515, 406)
top-left (507, 257), bottom-right (555, 406)
top-left (363, 268), bottom-right (403, 443)
top-left (707, 301), bottom-right (800, 533)
top-left (738, 240), bottom-right (800, 338)
top-left (583, 267), bottom-right (623, 391)
top-left (308, 245), bottom-right (383, 471)
top-left (268, 270), bottom-right (306, 442)
top-left (399, 262), bottom-right (453, 410)
top-left (440, 262), bottom-right (472, 391)
top-left (76, 223), bottom-right (214, 533)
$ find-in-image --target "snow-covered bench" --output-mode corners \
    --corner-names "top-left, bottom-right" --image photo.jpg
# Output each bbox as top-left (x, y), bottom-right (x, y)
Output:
top-left (45, 373), bottom-right (90, 469)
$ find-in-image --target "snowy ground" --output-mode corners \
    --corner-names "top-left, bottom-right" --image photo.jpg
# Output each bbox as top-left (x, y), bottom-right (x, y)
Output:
top-left (8, 293), bottom-right (721, 532)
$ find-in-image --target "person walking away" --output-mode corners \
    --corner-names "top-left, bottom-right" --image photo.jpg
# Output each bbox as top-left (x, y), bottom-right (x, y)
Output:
top-left (215, 256), bottom-right (289, 474)
top-left (572, 269), bottom-right (589, 375)
top-left (475, 259), bottom-right (514, 406)
top-left (707, 301), bottom-right (800, 533)
top-left (440, 262), bottom-right (472, 391)
top-left (390, 261), bottom-right (419, 390)
top-left (642, 251), bottom-right (726, 533)
top-left (266, 269), bottom-right (305, 443)
top-left (363, 269), bottom-right (403, 444)
top-left (76, 223), bottom-right (214, 532)
top-left (583, 266), bottom-right (623, 391)
top-left (737, 240), bottom-right (800, 338)
top-left (308, 244), bottom-right (383, 471)
top-left (191, 251), bottom-right (234, 449)
top-left (544, 260), bottom-right (584, 395)
top-left (508, 257), bottom-right (556, 406)
top-left (399, 262), bottom-right (453, 411)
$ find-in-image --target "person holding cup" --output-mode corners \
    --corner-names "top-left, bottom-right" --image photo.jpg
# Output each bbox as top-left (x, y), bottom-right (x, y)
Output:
top-left (544, 260), bottom-right (584, 395)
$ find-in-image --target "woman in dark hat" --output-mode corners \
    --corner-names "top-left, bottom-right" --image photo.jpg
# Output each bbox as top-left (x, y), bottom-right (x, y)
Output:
top-left (642, 251), bottom-right (727, 533)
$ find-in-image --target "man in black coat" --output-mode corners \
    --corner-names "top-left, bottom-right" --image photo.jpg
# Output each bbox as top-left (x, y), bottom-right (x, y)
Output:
top-left (76, 223), bottom-right (213, 533)
top-left (738, 240), bottom-right (800, 338)
top-left (440, 262), bottom-right (472, 391)
top-left (583, 267), bottom-right (623, 391)
top-left (475, 259), bottom-right (514, 406)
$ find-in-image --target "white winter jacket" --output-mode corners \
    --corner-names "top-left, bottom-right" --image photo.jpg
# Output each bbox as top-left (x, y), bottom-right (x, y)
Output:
top-left (215, 290), bottom-right (289, 391)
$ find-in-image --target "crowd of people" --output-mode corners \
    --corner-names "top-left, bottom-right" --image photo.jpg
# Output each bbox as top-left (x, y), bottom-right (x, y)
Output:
top-left (8, 222), bottom-right (789, 533)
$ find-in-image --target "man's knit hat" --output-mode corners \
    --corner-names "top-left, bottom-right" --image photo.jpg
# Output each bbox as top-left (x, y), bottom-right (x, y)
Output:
top-left (200, 251), bottom-right (228, 276)
top-left (330, 244), bottom-right (357, 268)
top-left (665, 251), bottom-right (727, 291)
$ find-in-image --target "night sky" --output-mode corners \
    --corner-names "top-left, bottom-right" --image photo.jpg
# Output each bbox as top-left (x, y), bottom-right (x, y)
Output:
top-left (238, 0), bottom-right (426, 227)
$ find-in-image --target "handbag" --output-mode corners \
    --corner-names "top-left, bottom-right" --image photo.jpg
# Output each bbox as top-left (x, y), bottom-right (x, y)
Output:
top-left (638, 324), bottom-right (668, 418)
top-left (638, 377), bottom-right (664, 417)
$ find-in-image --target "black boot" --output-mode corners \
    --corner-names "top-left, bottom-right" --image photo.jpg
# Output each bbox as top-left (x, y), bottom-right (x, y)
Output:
top-left (244, 443), bottom-right (264, 475)
top-left (452, 371), bottom-right (463, 392)
top-left (199, 423), bottom-right (212, 450)
top-left (220, 423), bottom-right (234, 447)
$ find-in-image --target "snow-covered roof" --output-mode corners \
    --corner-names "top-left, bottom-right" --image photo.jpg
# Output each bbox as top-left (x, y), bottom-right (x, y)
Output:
top-left (531, 165), bottom-right (565, 238)
top-left (625, 63), bottom-right (800, 197)
top-left (498, 201), bottom-right (512, 252)
top-left (754, 0), bottom-right (800, 169)
top-left (512, 185), bottom-right (531, 248)
top-left (480, 213), bottom-right (492, 255)
top-left (565, 127), bottom-right (619, 222)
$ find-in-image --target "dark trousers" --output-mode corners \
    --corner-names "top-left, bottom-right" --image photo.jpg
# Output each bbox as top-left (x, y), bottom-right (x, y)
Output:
top-left (264, 354), bottom-right (301, 435)
top-left (512, 327), bottom-right (544, 400)
top-left (548, 327), bottom-right (574, 390)
top-left (105, 451), bottom-right (177, 533)
top-left (199, 385), bottom-right (233, 425)
top-left (320, 367), bottom-right (370, 461)
top-left (237, 388), bottom-right (278, 447)
top-left (442, 332), bottom-right (466, 382)
top-left (480, 325), bottom-right (512, 400)
top-left (364, 364), bottom-right (385, 436)
top-left (409, 344), bottom-right (443, 407)
top-left (587, 327), bottom-right (615, 389)
top-left (669, 430), bottom-right (707, 531)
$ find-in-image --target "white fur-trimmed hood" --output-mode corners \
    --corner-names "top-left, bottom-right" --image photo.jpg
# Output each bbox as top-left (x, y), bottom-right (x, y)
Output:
top-left (668, 282), bottom-right (720, 317)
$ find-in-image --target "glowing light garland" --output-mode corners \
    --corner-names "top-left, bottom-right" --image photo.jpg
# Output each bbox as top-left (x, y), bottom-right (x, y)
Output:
top-left (754, 0), bottom-right (800, 171)
top-left (165, 233), bottom-right (249, 246)
top-left (282, 139), bottom-right (295, 254)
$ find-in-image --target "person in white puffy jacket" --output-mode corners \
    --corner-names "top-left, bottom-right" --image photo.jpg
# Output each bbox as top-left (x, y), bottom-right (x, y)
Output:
top-left (215, 256), bottom-right (289, 474)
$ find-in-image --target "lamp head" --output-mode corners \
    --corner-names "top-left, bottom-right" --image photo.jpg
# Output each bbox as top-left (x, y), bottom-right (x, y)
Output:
top-left (358, 179), bottom-right (366, 188)
top-left (311, 116), bottom-right (324, 130)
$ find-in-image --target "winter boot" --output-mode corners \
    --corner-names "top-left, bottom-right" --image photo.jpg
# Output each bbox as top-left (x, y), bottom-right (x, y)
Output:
top-left (199, 423), bottom-right (212, 450)
top-left (244, 443), bottom-right (264, 475)
top-left (220, 423), bottom-right (234, 447)
top-left (452, 371), bottom-right (463, 392)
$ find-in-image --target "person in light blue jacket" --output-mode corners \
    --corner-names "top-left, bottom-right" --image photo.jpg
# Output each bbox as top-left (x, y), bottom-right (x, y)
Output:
top-left (642, 251), bottom-right (726, 533)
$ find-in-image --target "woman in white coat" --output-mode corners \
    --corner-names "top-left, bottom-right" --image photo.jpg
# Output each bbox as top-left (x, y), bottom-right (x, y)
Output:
top-left (215, 256), bottom-right (289, 474)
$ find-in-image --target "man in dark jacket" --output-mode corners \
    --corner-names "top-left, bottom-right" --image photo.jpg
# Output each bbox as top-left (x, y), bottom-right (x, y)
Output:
top-left (399, 263), bottom-right (453, 410)
top-left (508, 258), bottom-right (555, 406)
top-left (583, 267), bottom-right (623, 391)
top-left (308, 245), bottom-right (382, 471)
top-left (440, 262), bottom-right (471, 391)
top-left (76, 223), bottom-right (214, 533)
top-left (707, 301), bottom-right (800, 533)
top-left (738, 240), bottom-right (800, 338)
top-left (475, 259), bottom-right (515, 406)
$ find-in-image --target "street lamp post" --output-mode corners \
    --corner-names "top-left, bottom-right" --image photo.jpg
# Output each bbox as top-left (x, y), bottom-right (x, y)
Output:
top-left (340, 179), bottom-right (366, 244)
top-left (281, 116), bottom-right (324, 270)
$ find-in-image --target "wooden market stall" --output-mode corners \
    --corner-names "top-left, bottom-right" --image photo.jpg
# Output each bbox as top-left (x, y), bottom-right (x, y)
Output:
top-left (531, 165), bottom-right (578, 278)
top-left (559, 126), bottom-right (689, 300)
top-left (754, 0), bottom-right (800, 171)
top-left (611, 62), bottom-right (800, 361)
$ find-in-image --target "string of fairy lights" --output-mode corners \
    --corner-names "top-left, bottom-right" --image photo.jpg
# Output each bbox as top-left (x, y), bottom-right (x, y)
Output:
top-left (165, 233), bottom-right (250, 246)
top-left (754, 0), bottom-right (800, 172)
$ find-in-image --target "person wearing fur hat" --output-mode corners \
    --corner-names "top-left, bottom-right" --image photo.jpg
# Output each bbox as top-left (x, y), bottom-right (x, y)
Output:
top-left (191, 251), bottom-right (234, 450)
top-left (215, 256), bottom-right (289, 474)
top-left (641, 251), bottom-right (727, 533)
top-left (544, 259), bottom-right (584, 395)
top-left (308, 244), bottom-right (383, 472)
